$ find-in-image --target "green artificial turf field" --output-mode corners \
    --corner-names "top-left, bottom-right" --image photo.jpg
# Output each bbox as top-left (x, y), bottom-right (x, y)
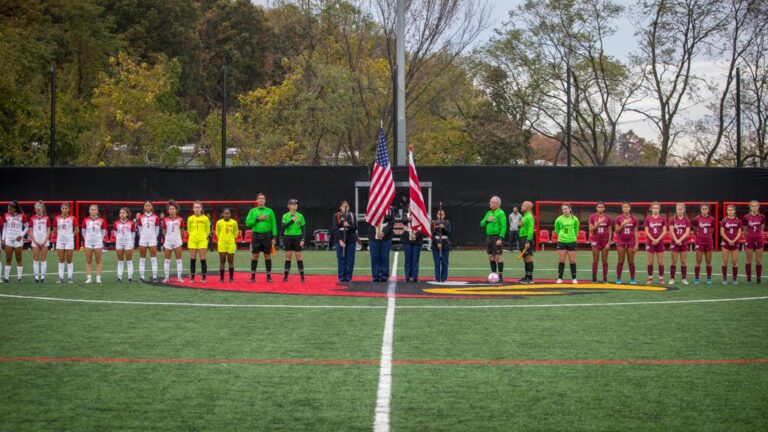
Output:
top-left (0, 248), bottom-right (766, 431)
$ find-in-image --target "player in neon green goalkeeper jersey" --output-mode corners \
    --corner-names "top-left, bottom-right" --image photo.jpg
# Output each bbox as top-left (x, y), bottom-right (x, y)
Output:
top-left (554, 203), bottom-right (580, 284)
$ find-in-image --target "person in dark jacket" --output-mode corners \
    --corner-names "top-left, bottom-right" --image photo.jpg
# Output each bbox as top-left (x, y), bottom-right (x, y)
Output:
top-left (431, 208), bottom-right (452, 282)
top-left (368, 206), bottom-right (394, 282)
top-left (402, 211), bottom-right (424, 282)
top-left (333, 201), bottom-right (357, 282)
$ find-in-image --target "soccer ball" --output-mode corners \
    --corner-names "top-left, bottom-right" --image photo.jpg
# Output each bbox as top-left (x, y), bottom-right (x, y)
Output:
top-left (487, 272), bottom-right (500, 284)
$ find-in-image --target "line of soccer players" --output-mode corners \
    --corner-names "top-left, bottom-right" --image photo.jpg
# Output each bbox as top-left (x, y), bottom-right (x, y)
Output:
top-left (0, 194), bottom-right (306, 284)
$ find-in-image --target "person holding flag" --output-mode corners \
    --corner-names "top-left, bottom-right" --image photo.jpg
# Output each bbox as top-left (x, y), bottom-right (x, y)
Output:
top-left (366, 126), bottom-right (396, 282)
top-left (401, 146), bottom-right (432, 282)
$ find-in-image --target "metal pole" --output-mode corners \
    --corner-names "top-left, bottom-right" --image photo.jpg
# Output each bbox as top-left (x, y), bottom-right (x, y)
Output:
top-left (393, 65), bottom-right (398, 163)
top-left (736, 67), bottom-right (742, 167)
top-left (50, 64), bottom-right (56, 167)
top-left (566, 61), bottom-right (572, 167)
top-left (395, 0), bottom-right (406, 166)
top-left (221, 65), bottom-right (227, 168)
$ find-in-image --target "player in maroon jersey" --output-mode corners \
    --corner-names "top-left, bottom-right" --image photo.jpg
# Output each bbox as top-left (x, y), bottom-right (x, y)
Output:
top-left (588, 202), bottom-right (612, 283)
top-left (719, 204), bottom-right (742, 285)
top-left (743, 200), bottom-right (765, 283)
top-left (644, 202), bottom-right (667, 285)
top-left (693, 204), bottom-right (716, 284)
top-left (614, 203), bottom-right (639, 284)
top-left (668, 203), bottom-right (691, 285)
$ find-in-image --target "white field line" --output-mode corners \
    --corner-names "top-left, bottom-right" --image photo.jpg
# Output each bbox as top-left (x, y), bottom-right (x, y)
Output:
top-left (373, 252), bottom-right (398, 432)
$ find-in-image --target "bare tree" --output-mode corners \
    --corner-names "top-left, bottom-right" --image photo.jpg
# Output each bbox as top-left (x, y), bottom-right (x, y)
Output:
top-left (631, 0), bottom-right (728, 166)
top-left (741, 6), bottom-right (768, 167)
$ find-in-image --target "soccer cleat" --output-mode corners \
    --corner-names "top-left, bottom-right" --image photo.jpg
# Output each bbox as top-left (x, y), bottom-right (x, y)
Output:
top-left (693, 278), bottom-right (700, 285)
top-left (176, 278), bottom-right (185, 283)
top-left (128, 277), bottom-right (133, 282)
top-left (117, 278), bottom-right (122, 283)
top-left (190, 275), bottom-right (196, 282)
top-left (266, 275), bottom-right (273, 283)
top-left (140, 277), bottom-right (146, 283)
top-left (152, 277), bottom-right (158, 284)
top-left (722, 279), bottom-right (728, 285)
top-left (668, 278), bottom-right (675, 285)
top-left (602, 279), bottom-right (608, 284)
top-left (706, 278), bottom-right (713, 285)
top-left (681, 279), bottom-right (689, 285)
top-left (229, 277), bottom-right (234, 283)
top-left (519, 278), bottom-right (532, 285)
top-left (498, 276), bottom-right (503, 283)
top-left (732, 280), bottom-right (738, 285)
top-left (646, 278), bottom-right (653, 285)
top-left (592, 276), bottom-right (597, 283)
top-left (283, 276), bottom-right (288, 282)
top-left (68, 277), bottom-right (74, 284)
top-left (96, 276), bottom-right (102, 284)
top-left (85, 276), bottom-right (92, 284)
top-left (40, 277), bottom-right (45, 283)
top-left (250, 274), bottom-right (256, 283)
top-left (17, 277), bottom-right (22, 282)
top-left (615, 278), bottom-right (622, 284)
top-left (35, 277), bottom-right (39, 284)
top-left (219, 276), bottom-right (225, 283)
top-left (201, 276), bottom-right (206, 283)
top-left (57, 277), bottom-right (63, 284)
top-left (162, 277), bottom-right (170, 283)
top-left (572, 279), bottom-right (578, 284)
top-left (3, 277), bottom-right (8, 283)
top-left (556, 279), bottom-right (563, 284)
top-left (629, 279), bottom-right (636, 285)
top-left (300, 275), bottom-right (305, 283)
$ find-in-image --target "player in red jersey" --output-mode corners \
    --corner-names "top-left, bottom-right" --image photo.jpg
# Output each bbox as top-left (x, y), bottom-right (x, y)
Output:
top-left (53, 202), bottom-right (77, 283)
top-left (3, 201), bottom-right (28, 283)
top-left (614, 203), bottom-right (639, 284)
top-left (743, 200), bottom-right (765, 283)
top-left (588, 202), bottom-right (612, 283)
top-left (137, 201), bottom-right (160, 283)
top-left (668, 203), bottom-right (691, 285)
top-left (114, 207), bottom-right (136, 282)
top-left (719, 204), bottom-right (742, 285)
top-left (692, 204), bottom-right (716, 284)
top-left (162, 200), bottom-right (186, 283)
top-left (29, 201), bottom-right (51, 283)
top-left (644, 202), bottom-right (667, 285)
top-left (81, 204), bottom-right (107, 284)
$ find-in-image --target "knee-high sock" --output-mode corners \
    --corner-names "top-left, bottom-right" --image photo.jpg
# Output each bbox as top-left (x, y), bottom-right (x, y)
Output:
top-left (139, 258), bottom-right (146, 278)
top-left (220, 268), bottom-right (225, 279)
top-left (681, 265), bottom-right (687, 279)
top-left (41, 260), bottom-right (46, 278)
top-left (629, 263), bottom-right (636, 279)
top-left (58, 262), bottom-right (65, 279)
top-left (33, 260), bottom-right (39, 279)
top-left (284, 260), bottom-right (291, 277)
top-left (617, 262), bottom-right (624, 279)
top-left (4, 266), bottom-right (10, 279)
top-left (297, 260), bottom-right (304, 276)
top-left (695, 265), bottom-right (701, 279)
top-left (558, 262), bottom-right (565, 279)
top-left (732, 266), bottom-right (738, 281)
top-left (229, 266), bottom-right (235, 279)
top-left (592, 262), bottom-right (598, 279)
top-left (757, 264), bottom-right (763, 280)
top-left (176, 259), bottom-right (183, 279)
top-left (525, 261), bottom-right (534, 279)
top-left (117, 261), bottom-right (124, 279)
top-left (569, 263), bottom-right (577, 279)
top-left (200, 259), bottom-right (207, 275)
top-left (163, 259), bottom-right (170, 278)
top-left (658, 265), bottom-right (664, 278)
top-left (127, 261), bottom-right (133, 278)
top-left (265, 259), bottom-right (272, 275)
top-left (746, 263), bottom-right (752, 281)
top-left (190, 258), bottom-right (196, 276)
top-left (17, 266), bottom-right (23, 279)
top-left (251, 259), bottom-right (258, 274)
top-left (670, 265), bottom-right (676, 279)
top-left (602, 262), bottom-right (608, 280)
top-left (497, 262), bottom-right (504, 277)
top-left (706, 265), bottom-right (712, 279)
top-left (647, 265), bottom-right (653, 277)
top-left (490, 261), bottom-right (497, 273)
top-left (67, 263), bottom-right (74, 278)
top-left (151, 257), bottom-right (158, 278)
top-left (722, 266), bottom-right (727, 280)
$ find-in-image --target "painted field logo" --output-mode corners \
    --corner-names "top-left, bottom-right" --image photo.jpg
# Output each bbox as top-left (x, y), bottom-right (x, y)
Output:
top-left (161, 274), bottom-right (673, 299)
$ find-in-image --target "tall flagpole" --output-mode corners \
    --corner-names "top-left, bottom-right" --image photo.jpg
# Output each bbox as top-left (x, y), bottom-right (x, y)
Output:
top-left (396, 0), bottom-right (406, 167)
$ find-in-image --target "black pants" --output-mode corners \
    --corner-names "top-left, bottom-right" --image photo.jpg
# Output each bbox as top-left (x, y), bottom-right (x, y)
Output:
top-left (509, 231), bottom-right (520, 251)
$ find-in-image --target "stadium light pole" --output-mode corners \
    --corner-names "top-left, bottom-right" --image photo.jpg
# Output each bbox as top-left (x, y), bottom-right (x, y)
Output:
top-left (221, 65), bottom-right (227, 168)
top-left (565, 60), bottom-right (572, 167)
top-left (736, 67), bottom-right (742, 168)
top-left (393, 64), bottom-right (398, 161)
top-left (395, 0), bottom-right (406, 166)
top-left (50, 64), bottom-right (56, 168)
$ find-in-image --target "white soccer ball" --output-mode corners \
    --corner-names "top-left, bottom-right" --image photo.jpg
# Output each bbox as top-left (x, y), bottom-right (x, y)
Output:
top-left (487, 272), bottom-right (500, 284)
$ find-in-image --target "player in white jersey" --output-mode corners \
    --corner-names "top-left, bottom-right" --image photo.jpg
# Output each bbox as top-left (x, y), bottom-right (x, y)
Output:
top-left (29, 201), bottom-right (51, 283)
top-left (81, 204), bottom-right (107, 284)
top-left (3, 201), bottom-right (28, 283)
top-left (114, 207), bottom-right (136, 282)
top-left (162, 200), bottom-right (186, 282)
top-left (53, 202), bottom-right (76, 283)
top-left (136, 201), bottom-right (160, 283)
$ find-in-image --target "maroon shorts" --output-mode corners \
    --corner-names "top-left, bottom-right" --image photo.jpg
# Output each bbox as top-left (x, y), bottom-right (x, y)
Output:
top-left (646, 242), bottom-right (665, 253)
top-left (669, 243), bottom-right (688, 253)
top-left (720, 241), bottom-right (740, 251)
top-left (616, 238), bottom-right (636, 249)
top-left (590, 239), bottom-right (609, 250)
top-left (745, 237), bottom-right (765, 250)
top-left (695, 242), bottom-right (714, 252)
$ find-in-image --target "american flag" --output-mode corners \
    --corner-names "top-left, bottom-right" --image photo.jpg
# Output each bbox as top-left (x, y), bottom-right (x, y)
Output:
top-left (366, 127), bottom-right (395, 227)
top-left (409, 148), bottom-right (432, 238)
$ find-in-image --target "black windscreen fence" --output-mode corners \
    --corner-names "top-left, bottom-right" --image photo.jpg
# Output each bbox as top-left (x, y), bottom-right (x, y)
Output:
top-left (2, 167), bottom-right (766, 246)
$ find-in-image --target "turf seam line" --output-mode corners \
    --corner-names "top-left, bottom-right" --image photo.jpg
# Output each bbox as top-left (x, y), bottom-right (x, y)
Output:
top-left (373, 252), bottom-right (398, 432)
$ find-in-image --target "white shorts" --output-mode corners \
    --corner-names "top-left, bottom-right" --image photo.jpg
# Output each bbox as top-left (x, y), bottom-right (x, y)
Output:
top-left (139, 239), bottom-right (158, 248)
top-left (84, 238), bottom-right (104, 249)
top-left (115, 239), bottom-right (134, 250)
top-left (56, 239), bottom-right (75, 250)
top-left (4, 238), bottom-right (24, 249)
top-left (163, 240), bottom-right (182, 250)
top-left (31, 239), bottom-right (50, 249)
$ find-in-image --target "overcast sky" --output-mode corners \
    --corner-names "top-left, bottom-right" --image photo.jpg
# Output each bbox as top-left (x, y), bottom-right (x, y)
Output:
top-left (251, 0), bottom-right (726, 153)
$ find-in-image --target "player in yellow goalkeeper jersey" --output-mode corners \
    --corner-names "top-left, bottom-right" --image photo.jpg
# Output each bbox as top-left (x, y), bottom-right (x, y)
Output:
top-left (187, 201), bottom-right (211, 282)
top-left (216, 208), bottom-right (239, 282)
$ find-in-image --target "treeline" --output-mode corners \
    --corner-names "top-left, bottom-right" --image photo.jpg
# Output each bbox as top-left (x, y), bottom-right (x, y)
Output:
top-left (1, 0), bottom-right (766, 167)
